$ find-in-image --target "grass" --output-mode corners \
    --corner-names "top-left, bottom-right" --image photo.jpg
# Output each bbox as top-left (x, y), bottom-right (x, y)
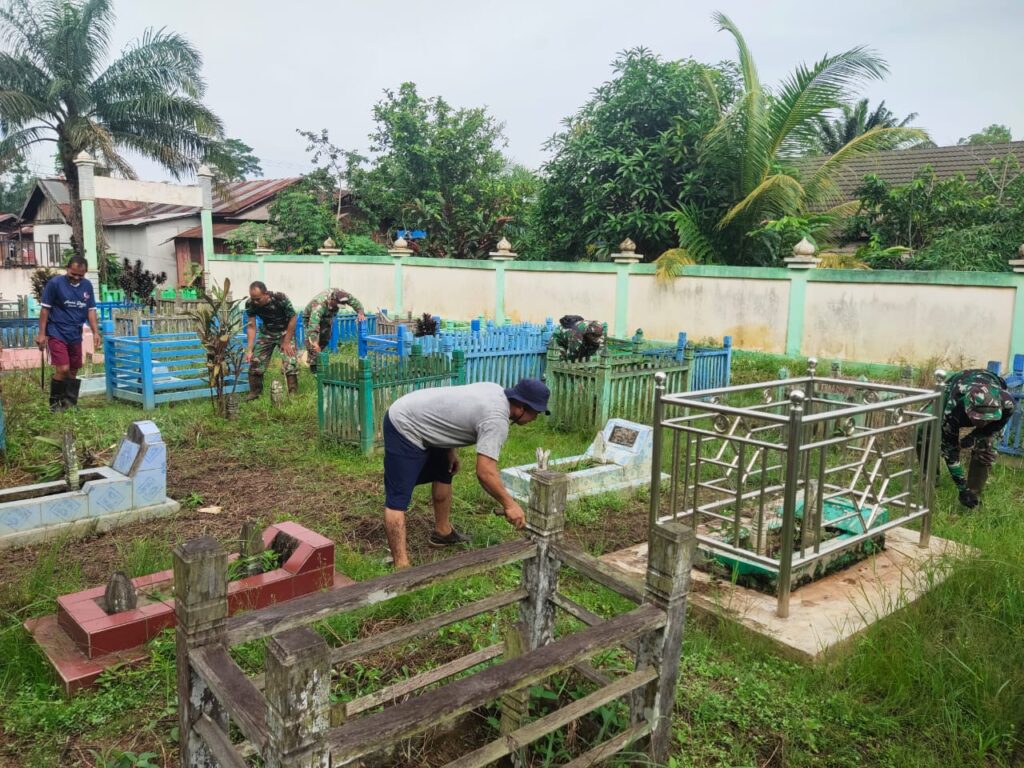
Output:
top-left (0, 360), bottom-right (1021, 767)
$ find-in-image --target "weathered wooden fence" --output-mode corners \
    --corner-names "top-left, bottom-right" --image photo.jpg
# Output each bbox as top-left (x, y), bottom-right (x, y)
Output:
top-left (989, 354), bottom-right (1024, 456)
top-left (173, 469), bottom-right (696, 767)
top-left (102, 321), bottom-right (248, 410)
top-left (547, 344), bottom-right (694, 433)
top-left (318, 346), bottom-right (466, 454)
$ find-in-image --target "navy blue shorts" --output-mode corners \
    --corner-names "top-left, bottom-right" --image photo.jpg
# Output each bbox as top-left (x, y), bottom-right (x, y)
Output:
top-left (383, 413), bottom-right (453, 511)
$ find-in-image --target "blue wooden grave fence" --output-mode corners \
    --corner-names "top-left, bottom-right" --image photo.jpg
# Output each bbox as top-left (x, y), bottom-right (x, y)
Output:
top-left (987, 354), bottom-right (1023, 457)
top-left (102, 320), bottom-right (248, 410)
top-left (0, 318), bottom-right (39, 348)
top-left (684, 333), bottom-right (734, 390)
top-left (245, 312), bottom-right (378, 352)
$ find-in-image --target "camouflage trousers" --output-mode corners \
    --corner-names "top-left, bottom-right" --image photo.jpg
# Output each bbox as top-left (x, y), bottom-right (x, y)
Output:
top-left (249, 330), bottom-right (298, 376)
top-left (304, 324), bottom-right (332, 371)
top-left (940, 423), bottom-right (998, 490)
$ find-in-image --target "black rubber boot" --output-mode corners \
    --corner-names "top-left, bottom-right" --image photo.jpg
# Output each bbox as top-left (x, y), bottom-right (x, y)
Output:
top-left (967, 458), bottom-right (991, 500)
top-left (246, 372), bottom-right (264, 401)
top-left (286, 373), bottom-right (299, 395)
top-left (63, 378), bottom-right (82, 408)
top-left (49, 379), bottom-right (67, 412)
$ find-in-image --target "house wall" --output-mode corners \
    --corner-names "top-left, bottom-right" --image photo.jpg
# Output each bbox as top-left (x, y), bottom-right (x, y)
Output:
top-left (106, 216), bottom-right (200, 285)
top-left (208, 253), bottom-right (1024, 368)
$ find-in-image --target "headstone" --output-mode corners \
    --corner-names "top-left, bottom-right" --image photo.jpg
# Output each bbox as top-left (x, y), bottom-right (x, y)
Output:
top-left (270, 379), bottom-right (283, 407)
top-left (240, 519), bottom-right (265, 576)
top-left (103, 571), bottom-right (137, 613)
top-left (63, 430), bottom-right (79, 492)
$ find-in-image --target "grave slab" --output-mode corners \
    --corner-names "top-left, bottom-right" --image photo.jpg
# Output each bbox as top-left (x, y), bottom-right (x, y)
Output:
top-left (602, 526), bottom-right (967, 661)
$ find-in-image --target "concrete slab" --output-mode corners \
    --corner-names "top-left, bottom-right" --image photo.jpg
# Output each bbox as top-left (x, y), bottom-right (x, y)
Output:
top-left (601, 526), bottom-right (967, 662)
top-left (0, 499), bottom-right (179, 551)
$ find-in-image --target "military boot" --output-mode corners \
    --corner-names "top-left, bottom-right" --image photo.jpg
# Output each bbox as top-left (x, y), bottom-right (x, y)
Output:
top-left (49, 379), bottom-right (67, 412)
top-left (63, 378), bottom-right (82, 408)
top-left (286, 373), bottom-right (299, 395)
top-left (246, 372), bottom-right (264, 401)
top-left (967, 458), bottom-right (991, 501)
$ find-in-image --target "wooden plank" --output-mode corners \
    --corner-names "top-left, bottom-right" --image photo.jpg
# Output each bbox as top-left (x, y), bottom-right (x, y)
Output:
top-left (552, 545), bottom-right (645, 603)
top-left (193, 714), bottom-right (249, 768)
top-left (345, 643), bottom-right (506, 717)
top-left (549, 593), bottom-right (639, 656)
top-left (332, 588), bottom-right (526, 666)
top-left (326, 604), bottom-right (665, 763)
top-left (226, 539), bottom-right (535, 646)
top-left (561, 721), bottom-right (652, 768)
top-left (189, 645), bottom-right (269, 753)
top-left (440, 667), bottom-right (657, 768)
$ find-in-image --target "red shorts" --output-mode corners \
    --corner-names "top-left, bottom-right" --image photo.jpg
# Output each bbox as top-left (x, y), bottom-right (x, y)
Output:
top-left (47, 337), bottom-right (83, 370)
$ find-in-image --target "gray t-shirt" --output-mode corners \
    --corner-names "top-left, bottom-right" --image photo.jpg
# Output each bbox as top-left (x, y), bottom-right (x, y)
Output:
top-left (387, 382), bottom-right (511, 459)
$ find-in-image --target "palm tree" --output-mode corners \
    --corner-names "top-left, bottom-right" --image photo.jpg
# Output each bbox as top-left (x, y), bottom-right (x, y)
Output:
top-left (814, 99), bottom-right (919, 154)
top-left (0, 0), bottom-right (223, 255)
top-left (657, 12), bottom-right (927, 272)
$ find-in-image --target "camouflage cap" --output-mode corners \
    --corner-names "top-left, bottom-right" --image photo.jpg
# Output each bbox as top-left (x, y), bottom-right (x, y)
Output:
top-left (962, 382), bottom-right (1004, 423)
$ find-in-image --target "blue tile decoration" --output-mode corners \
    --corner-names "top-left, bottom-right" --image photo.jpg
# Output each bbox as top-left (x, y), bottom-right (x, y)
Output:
top-left (40, 495), bottom-right (89, 526)
top-left (86, 480), bottom-right (133, 516)
top-left (135, 443), bottom-right (166, 473)
top-left (111, 439), bottom-right (140, 475)
top-left (132, 470), bottom-right (166, 508)
top-left (0, 504), bottom-right (41, 534)
top-left (128, 420), bottom-right (162, 445)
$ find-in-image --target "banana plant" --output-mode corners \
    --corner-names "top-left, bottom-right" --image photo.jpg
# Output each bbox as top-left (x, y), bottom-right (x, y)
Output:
top-left (190, 279), bottom-right (246, 417)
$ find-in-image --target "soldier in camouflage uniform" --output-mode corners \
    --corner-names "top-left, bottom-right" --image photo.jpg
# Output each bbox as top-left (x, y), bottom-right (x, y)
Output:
top-left (302, 288), bottom-right (366, 374)
top-left (244, 281), bottom-right (299, 399)
top-left (551, 317), bottom-right (604, 363)
top-left (939, 368), bottom-right (1015, 508)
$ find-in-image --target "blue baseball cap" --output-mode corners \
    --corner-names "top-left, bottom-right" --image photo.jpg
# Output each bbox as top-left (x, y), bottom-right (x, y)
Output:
top-left (505, 378), bottom-right (551, 415)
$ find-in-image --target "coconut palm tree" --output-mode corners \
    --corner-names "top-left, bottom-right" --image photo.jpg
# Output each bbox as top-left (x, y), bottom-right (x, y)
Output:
top-left (657, 12), bottom-right (927, 273)
top-left (0, 0), bottom-right (223, 255)
top-left (814, 99), bottom-right (919, 154)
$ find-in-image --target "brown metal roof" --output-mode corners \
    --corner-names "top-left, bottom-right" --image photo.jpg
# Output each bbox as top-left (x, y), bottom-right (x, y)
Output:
top-left (170, 222), bottom-right (243, 240)
top-left (797, 141), bottom-right (1024, 205)
top-left (27, 176), bottom-right (302, 226)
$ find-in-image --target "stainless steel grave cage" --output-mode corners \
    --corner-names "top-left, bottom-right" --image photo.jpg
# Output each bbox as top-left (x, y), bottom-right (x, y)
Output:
top-left (648, 360), bottom-right (945, 617)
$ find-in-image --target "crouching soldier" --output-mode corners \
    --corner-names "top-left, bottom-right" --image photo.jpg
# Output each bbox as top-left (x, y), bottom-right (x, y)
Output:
top-left (244, 281), bottom-right (298, 399)
top-left (940, 368), bottom-right (1016, 508)
top-left (551, 315), bottom-right (604, 363)
top-left (302, 288), bottom-right (365, 375)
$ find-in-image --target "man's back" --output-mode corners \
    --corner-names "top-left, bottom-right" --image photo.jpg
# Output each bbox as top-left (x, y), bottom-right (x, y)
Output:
top-left (388, 382), bottom-right (510, 459)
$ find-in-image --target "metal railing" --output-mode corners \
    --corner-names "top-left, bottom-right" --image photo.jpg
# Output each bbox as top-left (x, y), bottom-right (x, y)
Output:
top-left (1, 240), bottom-right (72, 268)
top-left (648, 358), bottom-right (944, 618)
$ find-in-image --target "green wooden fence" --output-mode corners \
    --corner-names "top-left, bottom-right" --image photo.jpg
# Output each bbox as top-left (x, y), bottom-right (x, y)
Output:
top-left (317, 346), bottom-right (467, 454)
top-left (546, 343), bottom-right (693, 433)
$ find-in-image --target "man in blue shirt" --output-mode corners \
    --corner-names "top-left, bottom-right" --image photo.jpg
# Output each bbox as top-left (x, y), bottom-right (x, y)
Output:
top-left (35, 256), bottom-right (99, 410)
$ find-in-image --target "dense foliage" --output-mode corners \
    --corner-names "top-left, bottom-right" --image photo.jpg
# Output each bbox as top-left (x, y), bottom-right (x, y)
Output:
top-left (267, 185), bottom-right (340, 253)
top-left (958, 124), bottom-right (1013, 146)
top-left (116, 258), bottom-right (167, 305)
top-left (0, 156), bottom-right (33, 213)
top-left (812, 99), bottom-right (919, 154)
top-left (207, 138), bottom-right (262, 182)
top-left (344, 82), bottom-right (529, 258)
top-left (533, 48), bottom-right (738, 261)
top-left (0, 0), bottom-right (223, 255)
top-left (845, 156), bottom-right (1024, 271)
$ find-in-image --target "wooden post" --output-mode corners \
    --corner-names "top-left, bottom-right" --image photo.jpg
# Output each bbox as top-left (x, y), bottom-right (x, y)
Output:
top-left (723, 335), bottom-right (733, 386)
top-left (683, 341), bottom-right (695, 392)
top-left (265, 627), bottom-right (330, 768)
top-left (499, 623), bottom-right (529, 764)
top-left (631, 521), bottom-right (695, 762)
top-left (174, 537), bottom-right (228, 768)
top-left (520, 469), bottom-right (567, 651)
top-left (139, 324), bottom-right (155, 411)
top-left (316, 351), bottom-right (328, 433)
top-left (357, 357), bottom-right (374, 456)
top-left (357, 319), bottom-right (368, 358)
top-left (453, 348), bottom-right (466, 385)
top-left (596, 344), bottom-right (612, 430)
top-left (102, 319), bottom-right (115, 400)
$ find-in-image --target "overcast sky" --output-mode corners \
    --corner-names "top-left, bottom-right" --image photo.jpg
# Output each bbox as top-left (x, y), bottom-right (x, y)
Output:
top-left (20, 0), bottom-right (1024, 182)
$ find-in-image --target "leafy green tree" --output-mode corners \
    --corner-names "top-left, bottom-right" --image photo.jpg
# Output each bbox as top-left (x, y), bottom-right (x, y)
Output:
top-left (658, 13), bottom-right (925, 273)
top-left (0, 155), bottom-right (34, 213)
top-left (267, 185), bottom-right (339, 253)
top-left (207, 138), bottom-right (262, 182)
top-left (534, 48), bottom-right (737, 261)
top-left (346, 82), bottom-right (515, 258)
top-left (296, 128), bottom-right (360, 217)
top-left (0, 0), bottom-right (223, 255)
top-left (958, 124), bottom-right (1013, 146)
top-left (813, 99), bottom-right (919, 154)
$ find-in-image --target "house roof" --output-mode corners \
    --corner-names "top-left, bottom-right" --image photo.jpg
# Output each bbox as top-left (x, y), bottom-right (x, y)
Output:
top-left (796, 141), bottom-right (1024, 204)
top-left (20, 176), bottom-right (302, 227)
top-left (168, 222), bottom-right (244, 241)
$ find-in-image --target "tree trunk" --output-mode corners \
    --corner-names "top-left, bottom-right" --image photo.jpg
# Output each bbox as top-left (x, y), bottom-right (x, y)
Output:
top-left (59, 148), bottom-right (85, 260)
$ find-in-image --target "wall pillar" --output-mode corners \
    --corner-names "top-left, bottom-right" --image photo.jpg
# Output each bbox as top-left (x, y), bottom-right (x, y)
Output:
top-left (783, 238), bottom-right (820, 357)
top-left (254, 238), bottom-right (272, 283)
top-left (318, 238), bottom-right (339, 290)
top-left (389, 237), bottom-right (413, 315)
top-left (74, 152), bottom-right (98, 282)
top-left (196, 165), bottom-right (215, 287)
top-left (1010, 244), bottom-right (1024, 357)
top-left (611, 238), bottom-right (641, 338)
top-left (489, 236), bottom-right (517, 324)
